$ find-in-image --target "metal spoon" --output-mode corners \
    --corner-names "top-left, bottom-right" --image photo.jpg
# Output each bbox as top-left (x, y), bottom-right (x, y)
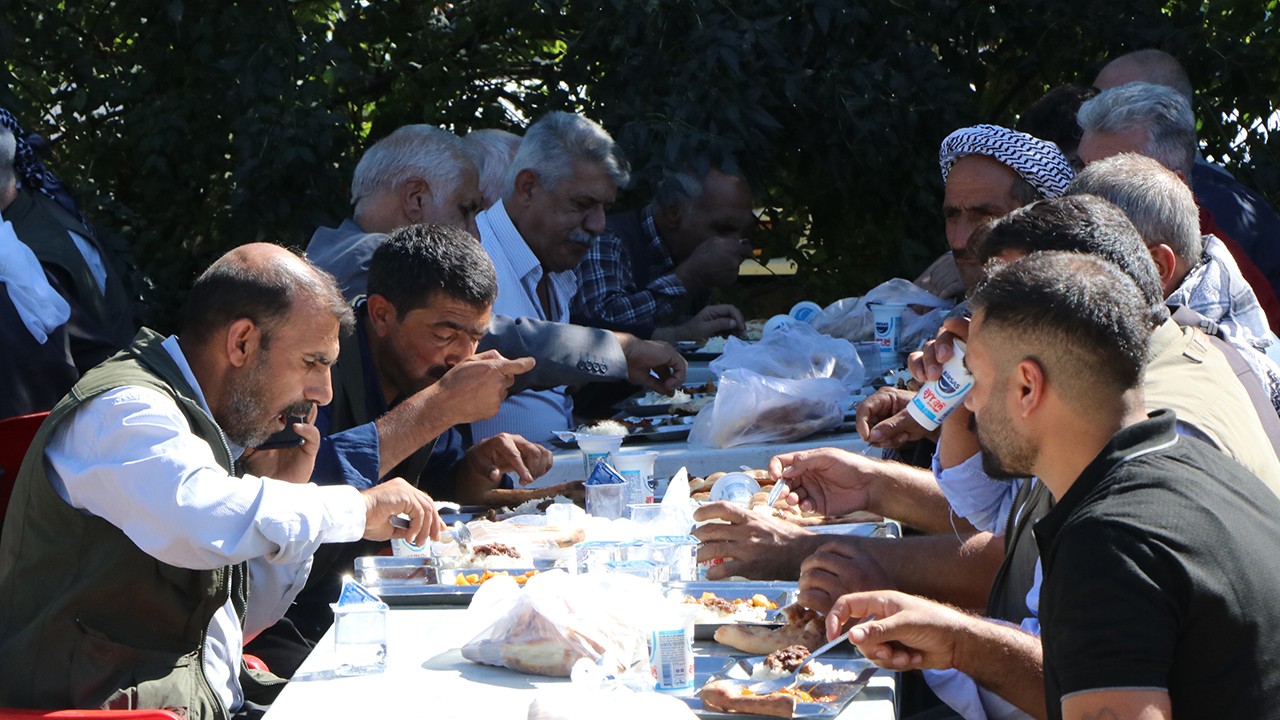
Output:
top-left (452, 520), bottom-right (473, 553)
top-left (746, 633), bottom-right (847, 695)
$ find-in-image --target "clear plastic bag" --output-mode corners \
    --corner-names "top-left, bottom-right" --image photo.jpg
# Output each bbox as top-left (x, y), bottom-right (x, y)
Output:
top-left (688, 369), bottom-right (846, 448)
top-left (710, 321), bottom-right (865, 391)
top-left (811, 278), bottom-right (955, 353)
top-left (460, 570), bottom-right (656, 677)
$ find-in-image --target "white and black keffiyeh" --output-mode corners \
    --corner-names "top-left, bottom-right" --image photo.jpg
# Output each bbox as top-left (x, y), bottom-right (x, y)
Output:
top-left (939, 124), bottom-right (1074, 199)
top-left (0, 107), bottom-right (86, 223)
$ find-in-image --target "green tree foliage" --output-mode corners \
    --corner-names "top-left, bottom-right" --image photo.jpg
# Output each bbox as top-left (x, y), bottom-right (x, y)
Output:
top-left (3, 1), bottom-right (1279, 328)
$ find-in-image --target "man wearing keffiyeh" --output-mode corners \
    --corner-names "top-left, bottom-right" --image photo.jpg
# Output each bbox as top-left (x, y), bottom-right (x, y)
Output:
top-left (928, 124), bottom-right (1075, 296)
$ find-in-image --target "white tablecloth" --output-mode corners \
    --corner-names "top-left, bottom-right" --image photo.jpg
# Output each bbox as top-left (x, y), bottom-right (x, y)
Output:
top-left (263, 606), bottom-right (898, 719)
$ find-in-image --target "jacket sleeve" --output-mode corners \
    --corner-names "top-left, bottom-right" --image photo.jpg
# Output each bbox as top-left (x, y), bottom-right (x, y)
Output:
top-left (481, 314), bottom-right (628, 393)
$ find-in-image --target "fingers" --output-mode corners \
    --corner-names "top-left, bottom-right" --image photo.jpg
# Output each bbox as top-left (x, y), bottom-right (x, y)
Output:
top-left (827, 591), bottom-right (888, 634)
top-left (498, 356), bottom-right (536, 376)
top-left (292, 421), bottom-right (321, 457)
top-left (692, 499), bottom-right (749, 524)
top-left (866, 409), bottom-right (925, 448)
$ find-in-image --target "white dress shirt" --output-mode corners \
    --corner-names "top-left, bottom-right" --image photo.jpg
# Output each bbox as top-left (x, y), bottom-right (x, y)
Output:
top-left (473, 200), bottom-right (578, 444)
top-left (45, 335), bottom-right (366, 712)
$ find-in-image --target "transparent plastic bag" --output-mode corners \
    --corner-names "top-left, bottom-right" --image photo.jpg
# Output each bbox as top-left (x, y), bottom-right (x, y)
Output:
top-left (710, 321), bottom-right (864, 391)
top-left (811, 278), bottom-right (955, 353)
top-left (460, 570), bottom-right (656, 677)
top-left (689, 369), bottom-right (846, 448)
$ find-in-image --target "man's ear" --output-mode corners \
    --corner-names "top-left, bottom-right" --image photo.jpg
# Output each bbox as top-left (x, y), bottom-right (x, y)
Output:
top-left (1148, 244), bottom-right (1179, 290)
top-left (225, 318), bottom-right (259, 369)
top-left (512, 169), bottom-right (540, 207)
top-left (400, 178), bottom-right (431, 223)
top-left (1015, 358), bottom-right (1047, 419)
top-left (365, 294), bottom-right (397, 337)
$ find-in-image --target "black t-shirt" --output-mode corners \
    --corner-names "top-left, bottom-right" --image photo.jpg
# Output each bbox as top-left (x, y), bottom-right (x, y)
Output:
top-left (1035, 410), bottom-right (1280, 720)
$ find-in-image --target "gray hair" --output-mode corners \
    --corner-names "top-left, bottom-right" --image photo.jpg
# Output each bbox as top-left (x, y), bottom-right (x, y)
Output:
top-left (463, 129), bottom-right (521, 209)
top-left (1077, 82), bottom-right (1197, 176)
top-left (1069, 153), bottom-right (1202, 269)
top-left (652, 160), bottom-right (750, 211)
top-left (350, 125), bottom-right (474, 206)
top-left (0, 126), bottom-right (15, 190)
top-left (504, 112), bottom-right (629, 197)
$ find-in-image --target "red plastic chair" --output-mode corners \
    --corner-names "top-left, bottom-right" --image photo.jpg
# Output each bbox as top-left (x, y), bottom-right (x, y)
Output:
top-left (0, 411), bottom-right (49, 530)
top-left (0, 707), bottom-right (183, 712)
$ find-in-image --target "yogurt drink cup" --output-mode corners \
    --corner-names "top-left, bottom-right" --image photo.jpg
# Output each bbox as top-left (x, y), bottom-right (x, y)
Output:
top-left (905, 340), bottom-right (974, 430)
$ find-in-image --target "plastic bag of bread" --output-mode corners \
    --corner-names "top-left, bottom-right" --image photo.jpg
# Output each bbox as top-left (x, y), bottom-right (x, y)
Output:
top-left (710, 321), bottom-right (865, 391)
top-left (461, 570), bottom-right (653, 677)
top-left (689, 369), bottom-right (846, 448)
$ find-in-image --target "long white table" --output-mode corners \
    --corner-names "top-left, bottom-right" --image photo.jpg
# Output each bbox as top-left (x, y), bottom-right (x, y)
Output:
top-left (263, 606), bottom-right (897, 719)
top-left (536, 425), bottom-right (875, 488)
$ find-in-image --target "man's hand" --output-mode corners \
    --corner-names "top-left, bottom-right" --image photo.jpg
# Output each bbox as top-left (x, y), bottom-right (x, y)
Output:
top-left (455, 433), bottom-right (553, 504)
top-left (692, 501), bottom-right (816, 580)
top-left (431, 350), bottom-right (535, 424)
top-left (826, 590), bottom-right (971, 671)
top-left (769, 447), bottom-right (886, 517)
top-left (907, 316), bottom-right (971, 384)
top-left (675, 236), bottom-right (754, 288)
top-left (360, 477), bottom-right (445, 545)
top-left (241, 411), bottom-right (321, 484)
top-left (798, 540), bottom-right (894, 613)
top-left (662, 304), bottom-right (746, 341)
top-left (615, 332), bottom-right (688, 395)
top-left (855, 387), bottom-right (933, 448)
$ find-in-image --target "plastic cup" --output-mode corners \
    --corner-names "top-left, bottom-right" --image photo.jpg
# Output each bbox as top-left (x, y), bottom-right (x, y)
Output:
top-left (613, 450), bottom-right (659, 504)
top-left (585, 481), bottom-right (627, 519)
top-left (869, 302), bottom-right (907, 367)
top-left (709, 472), bottom-right (762, 506)
top-left (789, 300), bottom-right (823, 324)
top-left (763, 314), bottom-right (795, 336)
top-left (906, 340), bottom-right (975, 430)
top-left (331, 603), bottom-right (387, 675)
top-left (854, 340), bottom-right (883, 377)
top-left (628, 502), bottom-right (663, 523)
top-left (578, 434), bottom-right (624, 479)
top-left (650, 605), bottom-right (698, 693)
top-left (575, 540), bottom-right (627, 574)
top-left (651, 535), bottom-right (700, 582)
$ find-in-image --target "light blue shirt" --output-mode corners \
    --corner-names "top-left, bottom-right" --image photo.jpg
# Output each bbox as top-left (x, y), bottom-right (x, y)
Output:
top-left (473, 200), bottom-right (578, 444)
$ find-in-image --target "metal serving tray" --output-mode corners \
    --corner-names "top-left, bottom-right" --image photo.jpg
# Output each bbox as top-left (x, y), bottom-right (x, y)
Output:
top-left (683, 655), bottom-right (880, 719)
top-left (668, 581), bottom-right (799, 641)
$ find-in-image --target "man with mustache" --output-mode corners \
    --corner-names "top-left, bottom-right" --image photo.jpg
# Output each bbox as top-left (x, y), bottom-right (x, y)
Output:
top-left (0, 244), bottom-right (444, 718)
top-left (473, 111), bottom-right (632, 444)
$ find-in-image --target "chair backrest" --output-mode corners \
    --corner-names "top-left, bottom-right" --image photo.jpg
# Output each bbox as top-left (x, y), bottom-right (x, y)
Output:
top-left (0, 411), bottom-right (50, 531)
top-left (0, 710), bottom-right (184, 719)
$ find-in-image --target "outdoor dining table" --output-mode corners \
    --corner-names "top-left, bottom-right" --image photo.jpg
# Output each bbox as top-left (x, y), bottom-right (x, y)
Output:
top-left (261, 604), bottom-right (899, 719)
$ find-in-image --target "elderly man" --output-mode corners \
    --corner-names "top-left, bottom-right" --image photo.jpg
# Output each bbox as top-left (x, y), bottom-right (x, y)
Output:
top-left (463, 128), bottom-right (522, 210)
top-left (308, 123), bottom-right (687, 415)
top-left (472, 111), bottom-right (632, 444)
top-left (1069, 153), bottom-right (1280, 433)
top-left (914, 124), bottom-right (1074, 301)
top-left (1094, 49), bottom-right (1280, 299)
top-left (250, 224), bottom-right (575, 676)
top-left (572, 160), bottom-right (755, 341)
top-left (825, 250), bottom-right (1280, 720)
top-left (0, 244), bottom-right (443, 718)
top-left (1076, 81), bottom-right (1280, 331)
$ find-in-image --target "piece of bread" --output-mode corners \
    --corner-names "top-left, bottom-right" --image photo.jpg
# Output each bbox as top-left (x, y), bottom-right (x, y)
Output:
top-left (699, 679), bottom-right (796, 718)
top-left (713, 604), bottom-right (825, 654)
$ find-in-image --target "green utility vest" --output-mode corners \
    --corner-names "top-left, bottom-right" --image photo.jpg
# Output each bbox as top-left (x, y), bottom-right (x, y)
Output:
top-left (0, 329), bottom-right (280, 718)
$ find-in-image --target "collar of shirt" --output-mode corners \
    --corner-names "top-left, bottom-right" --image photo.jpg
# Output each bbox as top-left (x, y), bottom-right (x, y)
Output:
top-left (478, 199), bottom-right (579, 321)
top-left (1034, 409), bottom-right (1178, 553)
top-left (162, 334), bottom-right (245, 459)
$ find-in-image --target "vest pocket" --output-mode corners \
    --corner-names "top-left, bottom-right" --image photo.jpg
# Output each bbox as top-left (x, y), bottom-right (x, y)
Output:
top-left (72, 619), bottom-right (196, 714)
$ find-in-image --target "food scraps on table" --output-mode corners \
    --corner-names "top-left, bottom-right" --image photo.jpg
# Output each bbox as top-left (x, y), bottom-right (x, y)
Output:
top-left (453, 569), bottom-right (539, 586)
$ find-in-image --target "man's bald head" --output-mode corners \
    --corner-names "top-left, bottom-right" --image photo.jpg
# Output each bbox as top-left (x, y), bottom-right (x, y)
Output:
top-left (182, 243), bottom-right (354, 347)
top-left (1094, 49), bottom-right (1193, 101)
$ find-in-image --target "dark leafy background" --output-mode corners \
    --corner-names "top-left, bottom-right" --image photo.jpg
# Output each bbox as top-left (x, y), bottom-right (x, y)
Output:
top-left (3, 0), bottom-right (1278, 330)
